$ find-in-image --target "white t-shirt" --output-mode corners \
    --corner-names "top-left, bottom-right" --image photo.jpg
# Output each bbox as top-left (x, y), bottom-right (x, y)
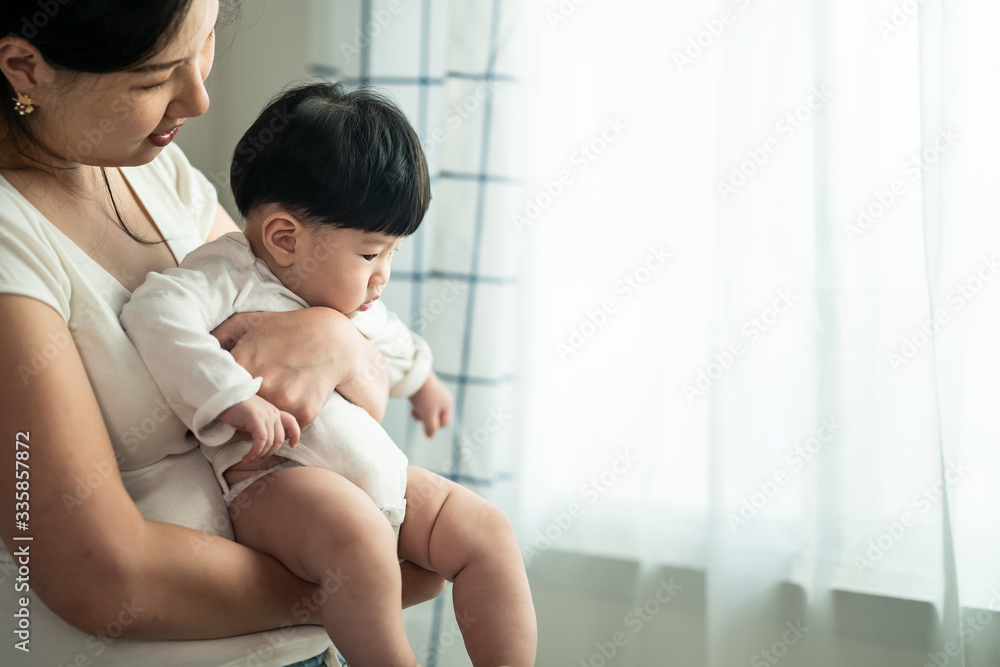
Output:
top-left (0, 144), bottom-right (331, 666)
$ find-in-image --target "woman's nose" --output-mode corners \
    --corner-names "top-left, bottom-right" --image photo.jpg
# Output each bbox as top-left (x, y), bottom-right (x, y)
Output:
top-left (168, 60), bottom-right (211, 120)
top-left (173, 78), bottom-right (209, 119)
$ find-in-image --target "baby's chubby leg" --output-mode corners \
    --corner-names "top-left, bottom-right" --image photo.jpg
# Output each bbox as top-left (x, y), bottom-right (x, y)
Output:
top-left (399, 466), bottom-right (537, 667)
top-left (227, 465), bottom-right (418, 667)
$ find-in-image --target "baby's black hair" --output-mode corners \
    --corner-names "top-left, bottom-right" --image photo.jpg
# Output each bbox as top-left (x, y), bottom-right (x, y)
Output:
top-left (230, 81), bottom-right (430, 237)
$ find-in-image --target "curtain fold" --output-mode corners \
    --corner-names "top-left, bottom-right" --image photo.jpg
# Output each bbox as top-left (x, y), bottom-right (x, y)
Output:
top-left (513, 1), bottom-right (999, 666)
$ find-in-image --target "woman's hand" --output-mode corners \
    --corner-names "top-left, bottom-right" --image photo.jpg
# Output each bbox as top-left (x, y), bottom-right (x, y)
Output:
top-left (212, 308), bottom-right (390, 426)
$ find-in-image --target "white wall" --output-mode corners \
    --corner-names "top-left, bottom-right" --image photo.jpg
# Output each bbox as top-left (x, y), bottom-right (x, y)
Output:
top-left (176, 0), bottom-right (311, 220)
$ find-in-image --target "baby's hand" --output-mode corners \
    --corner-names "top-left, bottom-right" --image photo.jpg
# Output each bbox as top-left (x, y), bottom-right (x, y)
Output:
top-left (218, 395), bottom-right (301, 464)
top-left (409, 371), bottom-right (453, 438)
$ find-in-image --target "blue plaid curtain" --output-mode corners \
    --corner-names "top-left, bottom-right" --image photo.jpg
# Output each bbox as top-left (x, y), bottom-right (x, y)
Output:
top-left (308, 2), bottom-right (524, 664)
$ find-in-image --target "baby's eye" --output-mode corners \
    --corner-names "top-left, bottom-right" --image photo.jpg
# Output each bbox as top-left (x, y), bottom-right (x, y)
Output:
top-left (362, 254), bottom-right (377, 261)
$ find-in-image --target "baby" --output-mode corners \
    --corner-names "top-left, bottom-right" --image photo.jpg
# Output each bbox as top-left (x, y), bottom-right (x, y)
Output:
top-left (121, 82), bottom-right (535, 666)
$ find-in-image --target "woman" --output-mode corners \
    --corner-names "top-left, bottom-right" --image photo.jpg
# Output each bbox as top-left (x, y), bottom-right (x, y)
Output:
top-left (0, 1), bottom-right (437, 664)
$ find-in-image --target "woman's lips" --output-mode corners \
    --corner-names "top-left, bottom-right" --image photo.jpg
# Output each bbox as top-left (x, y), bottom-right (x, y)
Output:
top-left (147, 126), bottom-right (180, 147)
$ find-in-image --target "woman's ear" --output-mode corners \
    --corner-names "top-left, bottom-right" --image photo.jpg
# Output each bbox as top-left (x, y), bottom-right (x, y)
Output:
top-left (260, 212), bottom-right (304, 268)
top-left (0, 37), bottom-right (52, 94)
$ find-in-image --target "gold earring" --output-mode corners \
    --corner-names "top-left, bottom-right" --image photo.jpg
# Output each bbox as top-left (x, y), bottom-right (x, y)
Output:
top-left (13, 92), bottom-right (35, 115)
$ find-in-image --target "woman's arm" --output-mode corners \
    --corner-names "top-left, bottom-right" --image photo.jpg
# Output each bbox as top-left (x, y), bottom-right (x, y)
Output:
top-left (0, 295), bottom-right (321, 638)
top-left (213, 308), bottom-right (391, 425)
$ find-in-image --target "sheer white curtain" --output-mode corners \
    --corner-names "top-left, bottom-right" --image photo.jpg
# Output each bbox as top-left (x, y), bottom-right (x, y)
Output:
top-left (515, 1), bottom-right (1000, 665)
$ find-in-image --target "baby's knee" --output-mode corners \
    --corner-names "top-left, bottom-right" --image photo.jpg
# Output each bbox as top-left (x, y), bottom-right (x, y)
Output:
top-left (301, 490), bottom-right (399, 570)
top-left (478, 501), bottom-right (516, 541)
top-left (450, 498), bottom-right (516, 557)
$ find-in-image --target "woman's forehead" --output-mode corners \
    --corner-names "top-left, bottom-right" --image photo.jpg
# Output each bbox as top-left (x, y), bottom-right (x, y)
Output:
top-left (145, 0), bottom-right (218, 66)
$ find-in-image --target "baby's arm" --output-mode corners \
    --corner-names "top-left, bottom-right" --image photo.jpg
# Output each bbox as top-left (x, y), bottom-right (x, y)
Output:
top-left (352, 298), bottom-right (453, 435)
top-left (218, 395), bottom-right (301, 464)
top-left (408, 370), bottom-right (453, 437)
top-left (351, 298), bottom-right (434, 397)
top-left (120, 235), bottom-right (266, 446)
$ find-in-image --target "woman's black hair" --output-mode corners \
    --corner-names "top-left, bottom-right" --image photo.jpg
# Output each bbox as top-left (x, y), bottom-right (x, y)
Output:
top-left (0, 1), bottom-right (238, 243)
top-left (230, 81), bottom-right (431, 238)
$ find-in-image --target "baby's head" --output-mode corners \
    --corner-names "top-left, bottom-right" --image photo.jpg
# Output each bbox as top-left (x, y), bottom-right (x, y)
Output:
top-left (230, 81), bottom-right (430, 317)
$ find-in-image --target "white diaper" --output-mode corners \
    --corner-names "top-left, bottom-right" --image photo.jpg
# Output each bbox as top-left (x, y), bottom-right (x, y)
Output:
top-left (210, 391), bottom-right (409, 538)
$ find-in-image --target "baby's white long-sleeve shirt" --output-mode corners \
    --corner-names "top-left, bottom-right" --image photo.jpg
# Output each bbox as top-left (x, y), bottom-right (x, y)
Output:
top-left (120, 231), bottom-right (428, 515)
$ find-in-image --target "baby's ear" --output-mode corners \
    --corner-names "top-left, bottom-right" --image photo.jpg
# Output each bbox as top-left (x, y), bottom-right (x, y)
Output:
top-left (260, 213), bottom-right (303, 267)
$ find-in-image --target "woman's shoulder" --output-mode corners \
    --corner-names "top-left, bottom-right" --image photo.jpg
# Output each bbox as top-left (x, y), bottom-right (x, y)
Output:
top-left (0, 177), bottom-right (72, 320)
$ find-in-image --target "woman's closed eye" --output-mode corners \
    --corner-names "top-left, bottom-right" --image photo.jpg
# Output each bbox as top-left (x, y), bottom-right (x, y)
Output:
top-left (139, 79), bottom-right (170, 91)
